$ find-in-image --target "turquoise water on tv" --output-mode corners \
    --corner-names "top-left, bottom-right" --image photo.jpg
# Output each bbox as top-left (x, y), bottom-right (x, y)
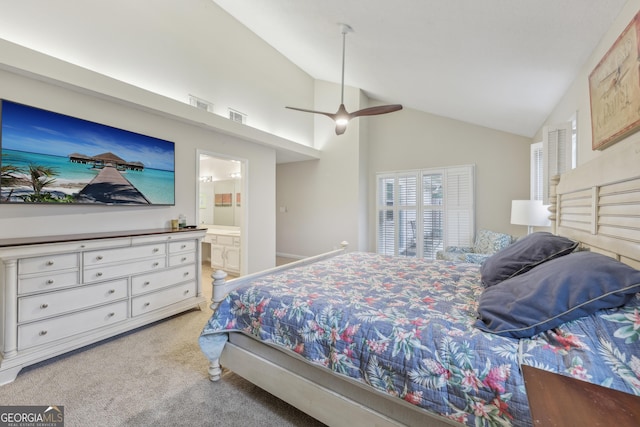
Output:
top-left (2, 149), bottom-right (175, 204)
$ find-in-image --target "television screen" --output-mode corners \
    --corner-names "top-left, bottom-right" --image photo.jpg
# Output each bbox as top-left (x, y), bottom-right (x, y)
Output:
top-left (0, 100), bottom-right (175, 205)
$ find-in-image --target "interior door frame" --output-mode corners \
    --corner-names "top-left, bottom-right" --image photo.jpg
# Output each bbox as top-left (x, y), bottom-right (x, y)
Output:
top-left (195, 149), bottom-right (248, 276)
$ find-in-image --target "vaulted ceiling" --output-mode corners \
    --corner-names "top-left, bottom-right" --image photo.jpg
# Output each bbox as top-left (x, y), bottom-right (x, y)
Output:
top-left (213, 0), bottom-right (628, 137)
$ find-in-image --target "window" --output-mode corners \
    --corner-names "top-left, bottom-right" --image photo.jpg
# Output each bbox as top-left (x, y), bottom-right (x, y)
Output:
top-left (376, 165), bottom-right (474, 259)
top-left (228, 108), bottom-right (247, 124)
top-left (189, 94), bottom-right (214, 113)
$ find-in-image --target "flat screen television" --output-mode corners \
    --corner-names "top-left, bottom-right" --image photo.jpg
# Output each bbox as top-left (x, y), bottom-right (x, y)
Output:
top-left (0, 100), bottom-right (175, 205)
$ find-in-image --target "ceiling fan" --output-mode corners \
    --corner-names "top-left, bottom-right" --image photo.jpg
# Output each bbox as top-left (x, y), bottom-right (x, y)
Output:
top-left (286, 24), bottom-right (403, 135)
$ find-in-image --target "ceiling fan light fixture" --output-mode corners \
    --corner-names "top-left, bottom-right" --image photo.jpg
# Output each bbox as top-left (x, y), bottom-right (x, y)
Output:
top-left (335, 116), bottom-right (349, 126)
top-left (285, 23), bottom-right (402, 135)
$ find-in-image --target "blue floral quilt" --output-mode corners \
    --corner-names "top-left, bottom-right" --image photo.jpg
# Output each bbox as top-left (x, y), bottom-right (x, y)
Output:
top-left (199, 252), bottom-right (640, 426)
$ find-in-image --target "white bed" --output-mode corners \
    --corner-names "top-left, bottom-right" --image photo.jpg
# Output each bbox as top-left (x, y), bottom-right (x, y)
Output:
top-left (200, 140), bottom-right (640, 427)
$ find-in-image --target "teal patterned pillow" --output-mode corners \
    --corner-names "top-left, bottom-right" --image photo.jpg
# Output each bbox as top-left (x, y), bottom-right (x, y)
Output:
top-left (473, 230), bottom-right (512, 255)
top-left (465, 253), bottom-right (492, 264)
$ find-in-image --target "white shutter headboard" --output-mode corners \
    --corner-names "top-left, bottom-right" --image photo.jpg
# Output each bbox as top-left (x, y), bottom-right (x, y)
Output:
top-left (549, 141), bottom-right (640, 269)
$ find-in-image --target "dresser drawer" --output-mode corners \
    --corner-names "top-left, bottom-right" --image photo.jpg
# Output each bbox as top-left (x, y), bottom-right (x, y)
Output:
top-left (131, 265), bottom-right (195, 295)
top-left (169, 240), bottom-right (196, 253)
top-left (131, 281), bottom-right (196, 316)
top-left (18, 271), bottom-right (80, 295)
top-left (84, 257), bottom-right (166, 283)
top-left (18, 301), bottom-right (128, 350)
top-left (19, 253), bottom-right (79, 275)
top-left (18, 279), bottom-right (128, 323)
top-left (216, 235), bottom-right (235, 246)
top-left (83, 244), bottom-right (165, 267)
top-left (169, 251), bottom-right (196, 267)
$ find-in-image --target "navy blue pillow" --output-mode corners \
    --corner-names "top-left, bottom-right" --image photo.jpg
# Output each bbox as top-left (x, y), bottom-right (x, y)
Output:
top-left (475, 251), bottom-right (640, 338)
top-left (480, 232), bottom-right (578, 287)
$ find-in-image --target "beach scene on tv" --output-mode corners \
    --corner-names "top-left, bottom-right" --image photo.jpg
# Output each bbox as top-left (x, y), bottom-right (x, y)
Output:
top-left (0, 101), bottom-right (175, 205)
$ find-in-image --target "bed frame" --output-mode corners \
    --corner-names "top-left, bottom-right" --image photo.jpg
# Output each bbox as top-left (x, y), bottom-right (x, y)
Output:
top-left (549, 140), bottom-right (640, 269)
top-left (205, 140), bottom-right (640, 427)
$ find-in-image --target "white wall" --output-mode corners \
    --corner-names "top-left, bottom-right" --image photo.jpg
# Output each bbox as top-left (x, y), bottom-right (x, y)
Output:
top-left (276, 82), bottom-right (532, 257)
top-left (366, 107), bottom-right (532, 246)
top-left (0, 0), bottom-right (316, 146)
top-left (276, 81), bottom-right (367, 256)
top-left (0, 0), bottom-right (538, 260)
top-left (536, 0), bottom-right (640, 167)
top-left (0, 55), bottom-right (277, 274)
top-left (0, 0), bottom-right (329, 273)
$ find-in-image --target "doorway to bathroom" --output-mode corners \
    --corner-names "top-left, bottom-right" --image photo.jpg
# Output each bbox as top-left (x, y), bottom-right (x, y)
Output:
top-left (197, 150), bottom-right (246, 277)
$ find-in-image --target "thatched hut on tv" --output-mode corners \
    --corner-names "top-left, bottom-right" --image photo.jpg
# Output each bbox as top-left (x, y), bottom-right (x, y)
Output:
top-left (69, 152), bottom-right (144, 171)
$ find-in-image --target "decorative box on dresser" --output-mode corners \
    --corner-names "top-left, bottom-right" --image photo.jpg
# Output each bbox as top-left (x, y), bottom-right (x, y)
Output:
top-left (0, 228), bottom-right (207, 385)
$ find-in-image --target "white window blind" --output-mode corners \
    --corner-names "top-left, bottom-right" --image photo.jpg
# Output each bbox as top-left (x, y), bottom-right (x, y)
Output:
top-left (530, 142), bottom-right (543, 201)
top-left (422, 173), bottom-right (443, 258)
top-left (377, 177), bottom-right (395, 256)
top-left (376, 165), bottom-right (474, 259)
top-left (443, 166), bottom-right (474, 248)
top-left (543, 123), bottom-right (572, 204)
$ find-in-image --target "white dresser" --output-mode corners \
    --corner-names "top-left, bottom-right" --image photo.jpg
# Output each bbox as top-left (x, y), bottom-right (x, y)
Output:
top-left (0, 228), bottom-right (206, 385)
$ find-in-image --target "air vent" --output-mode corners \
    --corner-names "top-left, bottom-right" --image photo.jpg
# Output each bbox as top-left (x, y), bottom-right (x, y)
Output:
top-left (228, 108), bottom-right (247, 124)
top-left (189, 95), bottom-right (214, 113)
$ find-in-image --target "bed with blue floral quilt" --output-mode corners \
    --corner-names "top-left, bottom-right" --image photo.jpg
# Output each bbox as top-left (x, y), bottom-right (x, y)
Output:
top-left (199, 247), bottom-right (640, 427)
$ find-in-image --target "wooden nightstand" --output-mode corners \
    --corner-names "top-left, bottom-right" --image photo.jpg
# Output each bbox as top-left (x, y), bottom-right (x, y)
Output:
top-left (522, 365), bottom-right (640, 426)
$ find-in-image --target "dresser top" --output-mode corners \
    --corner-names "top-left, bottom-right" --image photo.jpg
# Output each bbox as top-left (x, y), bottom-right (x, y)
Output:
top-left (0, 228), bottom-right (206, 248)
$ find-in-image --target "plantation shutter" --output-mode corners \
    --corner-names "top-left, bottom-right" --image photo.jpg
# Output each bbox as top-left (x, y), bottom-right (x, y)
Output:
top-left (376, 165), bottom-right (474, 259)
top-left (530, 142), bottom-right (544, 201)
top-left (421, 172), bottom-right (443, 259)
top-left (443, 166), bottom-right (474, 248)
top-left (397, 174), bottom-right (418, 257)
top-left (376, 176), bottom-right (395, 256)
top-left (543, 123), bottom-right (572, 204)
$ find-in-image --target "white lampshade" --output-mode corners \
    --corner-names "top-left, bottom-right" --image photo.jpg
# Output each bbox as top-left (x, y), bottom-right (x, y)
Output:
top-left (511, 200), bottom-right (551, 234)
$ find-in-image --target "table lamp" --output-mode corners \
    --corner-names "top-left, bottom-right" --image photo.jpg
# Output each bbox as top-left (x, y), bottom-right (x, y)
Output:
top-left (511, 200), bottom-right (551, 234)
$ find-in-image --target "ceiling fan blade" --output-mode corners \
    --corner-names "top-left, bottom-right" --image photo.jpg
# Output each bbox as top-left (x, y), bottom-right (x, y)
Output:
top-left (286, 106), bottom-right (336, 120)
top-left (349, 104), bottom-right (403, 119)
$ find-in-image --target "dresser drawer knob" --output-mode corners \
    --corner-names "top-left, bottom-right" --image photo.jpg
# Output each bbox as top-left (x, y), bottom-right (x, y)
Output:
top-left (181, 244), bottom-right (187, 249)
top-left (144, 302), bottom-right (150, 307)
top-left (153, 262), bottom-right (159, 267)
top-left (46, 279), bottom-right (54, 285)
top-left (46, 260), bottom-right (54, 266)
top-left (107, 312), bottom-right (115, 317)
top-left (39, 330), bottom-right (48, 336)
top-left (40, 303), bottom-right (49, 309)
top-left (96, 255), bottom-right (103, 260)
top-left (184, 290), bottom-right (190, 295)
top-left (96, 272), bottom-right (103, 277)
top-left (153, 248), bottom-right (159, 253)
top-left (184, 271), bottom-right (190, 276)
top-left (181, 257), bottom-right (187, 262)
top-left (144, 281), bottom-right (150, 286)
top-left (108, 289), bottom-right (115, 294)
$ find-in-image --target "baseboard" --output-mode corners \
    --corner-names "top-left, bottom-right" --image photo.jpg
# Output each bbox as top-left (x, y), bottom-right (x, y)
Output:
top-left (275, 252), bottom-right (305, 260)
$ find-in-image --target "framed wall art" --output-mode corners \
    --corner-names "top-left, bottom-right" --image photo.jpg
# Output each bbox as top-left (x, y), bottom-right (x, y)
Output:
top-left (589, 11), bottom-right (640, 150)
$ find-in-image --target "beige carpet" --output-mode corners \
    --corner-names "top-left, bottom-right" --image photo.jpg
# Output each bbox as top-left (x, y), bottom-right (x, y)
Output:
top-left (0, 264), bottom-right (325, 427)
